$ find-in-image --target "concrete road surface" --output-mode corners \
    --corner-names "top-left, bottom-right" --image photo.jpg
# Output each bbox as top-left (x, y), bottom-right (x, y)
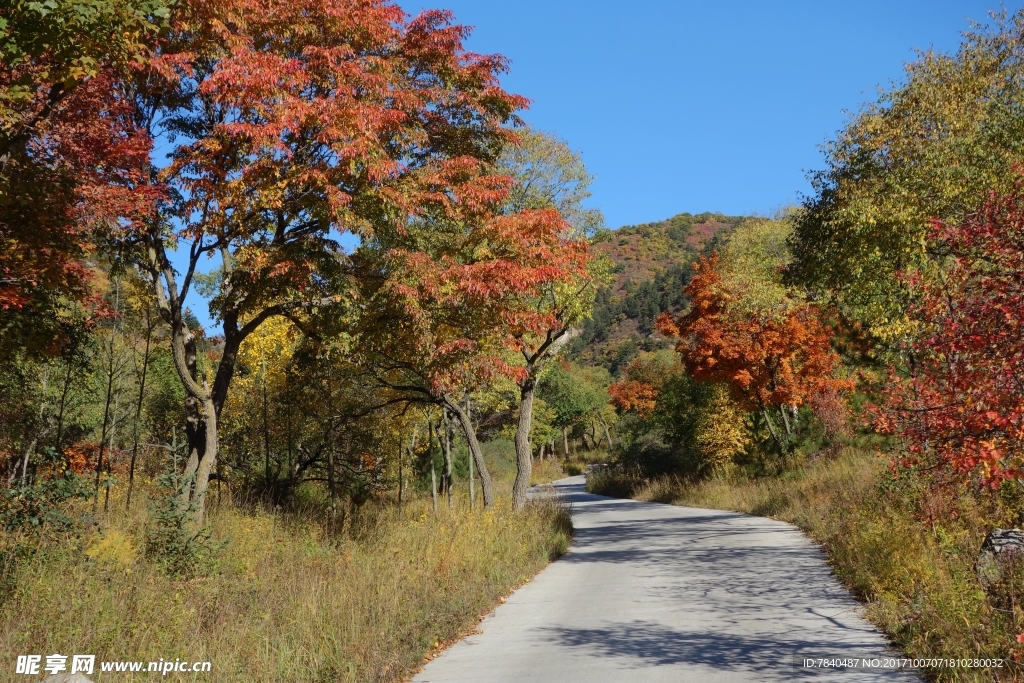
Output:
top-left (413, 476), bottom-right (919, 682)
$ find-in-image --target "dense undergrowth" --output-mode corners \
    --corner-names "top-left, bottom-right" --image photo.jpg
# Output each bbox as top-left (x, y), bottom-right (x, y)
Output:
top-left (588, 449), bottom-right (1024, 682)
top-left (0, 451), bottom-right (572, 682)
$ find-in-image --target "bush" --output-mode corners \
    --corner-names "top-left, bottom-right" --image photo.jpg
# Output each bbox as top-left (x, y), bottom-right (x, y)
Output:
top-left (586, 467), bottom-right (644, 498)
top-left (1, 448), bottom-right (92, 532)
top-left (564, 462), bottom-right (583, 476)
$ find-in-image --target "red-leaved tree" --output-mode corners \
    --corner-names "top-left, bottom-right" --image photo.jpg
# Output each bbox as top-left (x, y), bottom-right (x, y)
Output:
top-left (1, 0), bottom-right (166, 355)
top-left (124, 0), bottom-right (549, 521)
top-left (1, 70), bottom-right (156, 356)
top-left (874, 189), bottom-right (1024, 487)
top-left (657, 253), bottom-right (850, 453)
top-left (355, 207), bottom-right (589, 508)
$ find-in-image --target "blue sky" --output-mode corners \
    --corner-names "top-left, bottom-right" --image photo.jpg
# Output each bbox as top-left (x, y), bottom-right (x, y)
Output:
top-left (418, 0), bottom-right (1024, 229)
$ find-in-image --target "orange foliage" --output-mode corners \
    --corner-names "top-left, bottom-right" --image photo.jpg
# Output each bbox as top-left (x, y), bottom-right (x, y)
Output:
top-left (609, 380), bottom-right (658, 418)
top-left (657, 253), bottom-right (851, 413)
top-left (65, 442), bottom-right (91, 474)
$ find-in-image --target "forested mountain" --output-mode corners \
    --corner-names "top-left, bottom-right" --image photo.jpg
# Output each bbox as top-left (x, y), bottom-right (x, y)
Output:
top-left (571, 212), bottom-right (745, 373)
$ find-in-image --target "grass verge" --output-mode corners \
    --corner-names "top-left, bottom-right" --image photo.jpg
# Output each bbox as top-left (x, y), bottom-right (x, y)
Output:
top-left (588, 449), bottom-right (1023, 682)
top-left (0, 484), bottom-right (572, 682)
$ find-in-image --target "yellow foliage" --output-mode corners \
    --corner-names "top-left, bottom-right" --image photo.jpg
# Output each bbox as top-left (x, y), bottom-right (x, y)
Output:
top-left (719, 216), bottom-right (796, 319)
top-left (692, 384), bottom-right (748, 473)
top-left (224, 316), bottom-right (295, 417)
top-left (84, 529), bottom-right (136, 571)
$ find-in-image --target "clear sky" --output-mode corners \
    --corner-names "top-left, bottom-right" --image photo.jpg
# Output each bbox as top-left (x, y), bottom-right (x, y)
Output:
top-left (416, 0), bottom-right (1024, 228)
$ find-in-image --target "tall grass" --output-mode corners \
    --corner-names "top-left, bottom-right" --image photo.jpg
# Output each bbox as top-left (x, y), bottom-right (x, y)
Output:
top-left (530, 457), bottom-right (566, 485)
top-left (0, 479), bottom-right (572, 682)
top-left (589, 449), bottom-right (1022, 682)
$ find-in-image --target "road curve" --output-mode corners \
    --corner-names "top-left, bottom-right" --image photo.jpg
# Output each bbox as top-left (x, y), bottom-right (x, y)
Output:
top-left (413, 475), bottom-right (918, 682)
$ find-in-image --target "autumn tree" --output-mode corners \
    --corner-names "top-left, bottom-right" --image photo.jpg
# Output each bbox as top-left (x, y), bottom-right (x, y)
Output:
top-left (1, 0), bottom-right (167, 156)
top-left (874, 188), bottom-right (1024, 487)
top-left (791, 11), bottom-right (1024, 342)
top-left (0, 0), bottom-right (166, 356)
top-left (659, 216), bottom-right (851, 455)
top-left (538, 362), bottom-right (609, 457)
top-left (608, 350), bottom-right (678, 420)
top-left (496, 128), bottom-right (599, 509)
top-left (121, 0), bottom-right (533, 522)
top-left (220, 320), bottom-right (400, 515)
top-left (608, 350), bottom-right (747, 476)
top-left (352, 202), bottom-right (578, 508)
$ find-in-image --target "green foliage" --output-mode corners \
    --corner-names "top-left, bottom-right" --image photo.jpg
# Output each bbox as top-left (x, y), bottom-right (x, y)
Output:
top-left (142, 347), bottom-right (186, 446)
top-left (0, 0), bottom-right (167, 76)
top-left (719, 215), bottom-right (795, 317)
top-left (1, 449), bottom-right (91, 531)
top-left (498, 128), bottom-right (605, 238)
top-left (791, 11), bottom-right (1024, 341)
top-left (617, 368), bottom-right (750, 478)
top-left (0, 0), bottom-right (168, 138)
top-left (617, 211), bottom-right (742, 244)
top-left (574, 211), bottom-right (745, 368)
top-left (539, 363), bottom-right (609, 431)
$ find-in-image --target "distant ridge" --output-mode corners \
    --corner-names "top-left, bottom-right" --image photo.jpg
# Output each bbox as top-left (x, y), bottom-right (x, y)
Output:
top-left (575, 212), bottom-right (746, 372)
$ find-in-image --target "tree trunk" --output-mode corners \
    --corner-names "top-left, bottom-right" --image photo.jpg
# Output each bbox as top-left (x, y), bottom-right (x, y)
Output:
top-left (167, 316), bottom-right (219, 525)
top-left (180, 330), bottom-right (202, 491)
top-left (444, 395), bottom-right (493, 508)
top-left (262, 357), bottom-right (271, 487)
top-left (126, 318), bottom-right (153, 510)
top-left (18, 438), bottom-right (36, 486)
top-left (467, 414), bottom-right (475, 509)
top-left (103, 384), bottom-right (123, 513)
top-left (761, 407), bottom-right (789, 455)
top-left (599, 416), bottom-right (614, 451)
top-left (191, 396), bottom-right (219, 525)
top-left (17, 369), bottom-right (52, 486)
top-left (779, 404), bottom-right (793, 436)
top-left (396, 438), bottom-right (403, 515)
top-left (93, 325), bottom-right (119, 510)
top-left (562, 428), bottom-right (569, 458)
top-left (54, 355), bottom-right (75, 464)
top-left (442, 412), bottom-right (454, 509)
top-left (512, 377), bottom-right (536, 511)
top-left (328, 446), bottom-right (337, 518)
top-left (429, 419), bottom-right (438, 514)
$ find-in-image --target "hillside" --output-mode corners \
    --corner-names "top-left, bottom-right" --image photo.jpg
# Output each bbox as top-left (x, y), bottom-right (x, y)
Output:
top-left (572, 211), bottom-right (745, 373)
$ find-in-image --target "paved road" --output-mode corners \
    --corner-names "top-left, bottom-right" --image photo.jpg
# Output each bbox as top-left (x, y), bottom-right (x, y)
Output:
top-left (413, 476), bottom-right (918, 682)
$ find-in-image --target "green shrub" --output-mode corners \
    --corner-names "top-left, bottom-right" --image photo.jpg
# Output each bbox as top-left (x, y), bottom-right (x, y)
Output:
top-left (144, 460), bottom-right (223, 578)
top-left (1, 448), bottom-right (91, 532)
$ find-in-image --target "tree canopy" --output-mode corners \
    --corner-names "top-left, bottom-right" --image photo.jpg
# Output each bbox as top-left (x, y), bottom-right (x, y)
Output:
top-left (792, 13), bottom-right (1024, 341)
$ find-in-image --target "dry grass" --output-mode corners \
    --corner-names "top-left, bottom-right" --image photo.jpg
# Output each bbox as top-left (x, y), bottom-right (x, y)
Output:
top-left (530, 457), bottom-right (565, 485)
top-left (526, 448), bottom-right (609, 484)
top-left (588, 449), bottom-right (1024, 682)
top-left (0, 479), bottom-right (572, 682)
